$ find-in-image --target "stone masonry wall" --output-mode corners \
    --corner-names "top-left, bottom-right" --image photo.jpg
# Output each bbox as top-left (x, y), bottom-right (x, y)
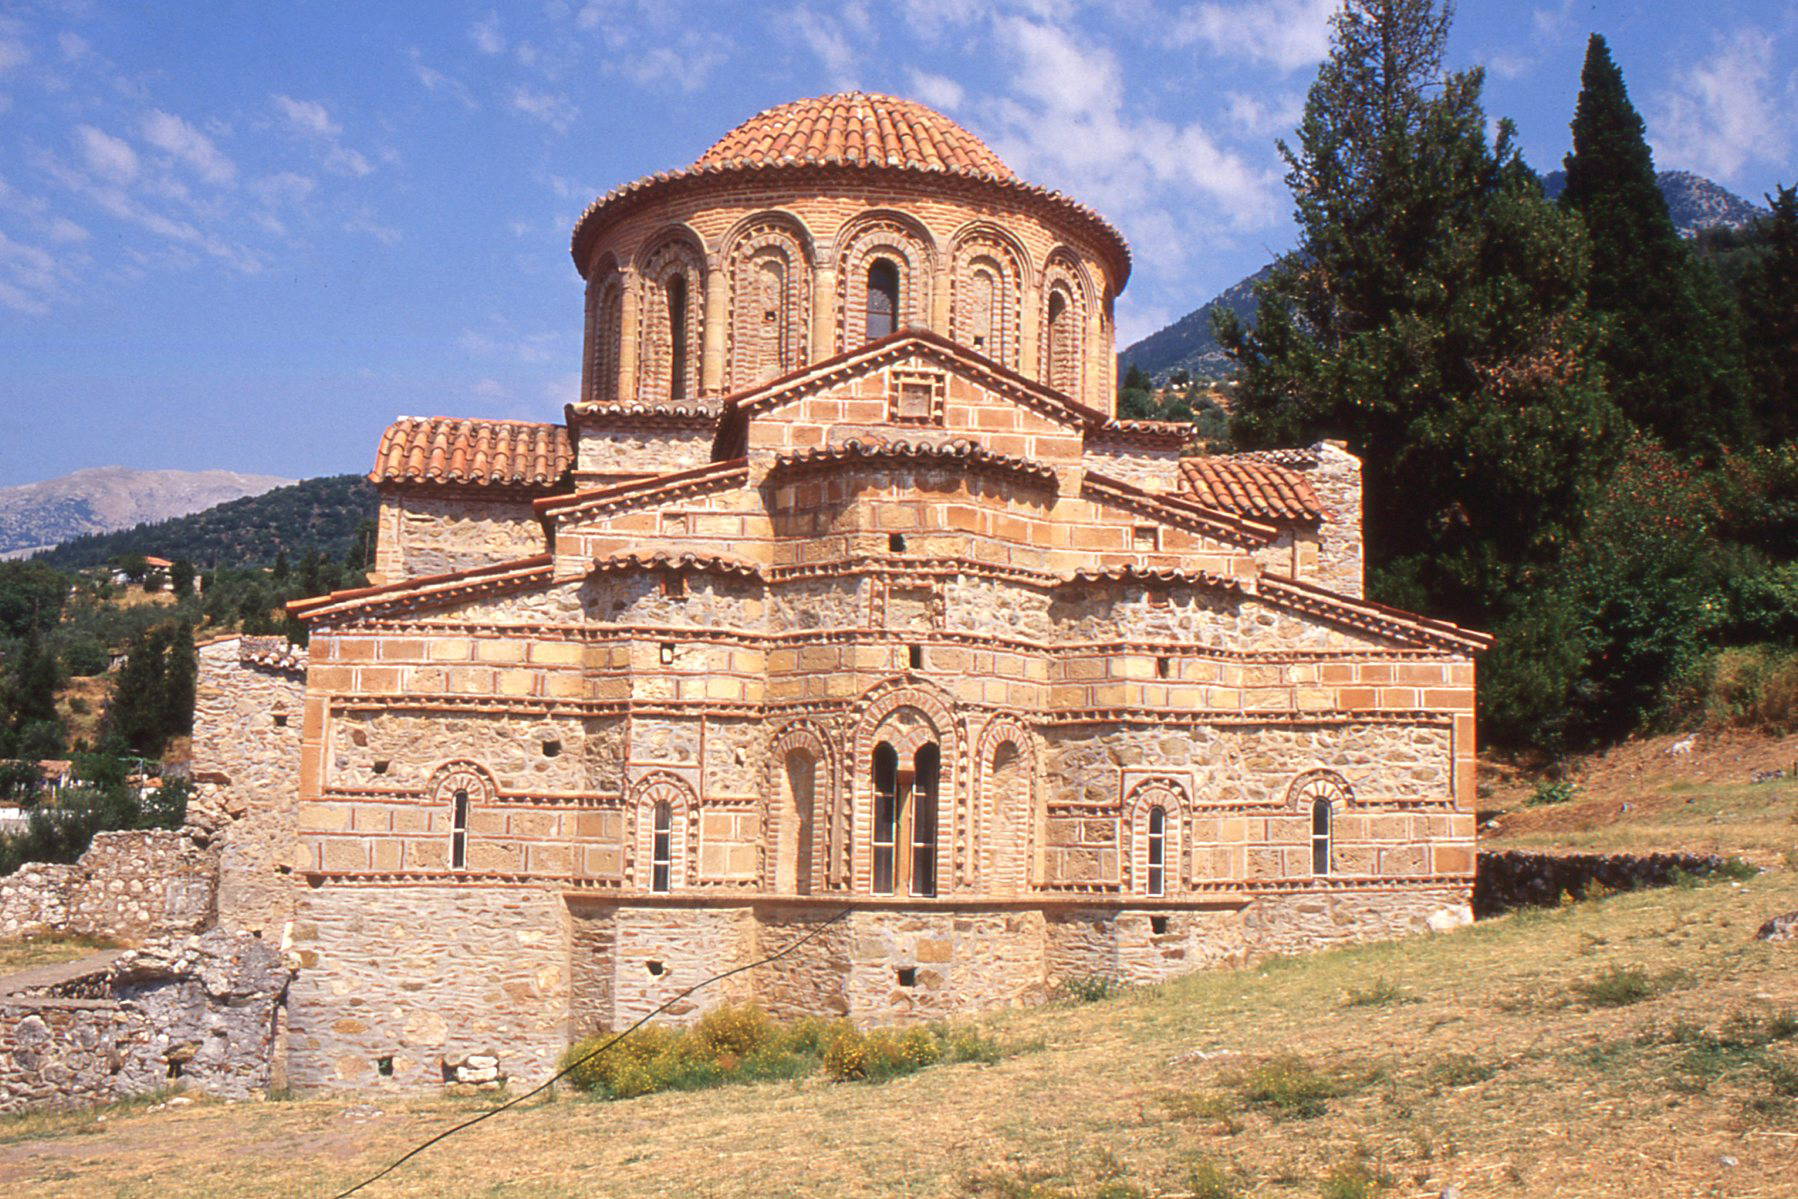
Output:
top-left (374, 492), bottom-right (547, 581)
top-left (284, 885), bottom-right (571, 1091)
top-left (191, 638), bottom-right (306, 938)
top-left (0, 830), bottom-right (216, 942)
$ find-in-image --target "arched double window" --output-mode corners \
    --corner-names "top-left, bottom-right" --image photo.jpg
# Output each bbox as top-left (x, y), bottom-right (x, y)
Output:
top-left (651, 800), bottom-right (674, 892)
top-left (1146, 806), bottom-right (1166, 896)
top-left (872, 740), bottom-right (938, 896)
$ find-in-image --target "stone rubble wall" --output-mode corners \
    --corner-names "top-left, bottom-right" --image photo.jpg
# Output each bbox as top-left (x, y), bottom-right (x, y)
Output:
top-left (0, 930), bottom-right (290, 1113)
top-left (0, 830), bottom-right (216, 942)
top-left (191, 639), bottom-right (306, 938)
top-left (373, 492), bottom-right (548, 581)
top-left (1472, 849), bottom-right (1738, 917)
top-left (1296, 441), bottom-right (1365, 599)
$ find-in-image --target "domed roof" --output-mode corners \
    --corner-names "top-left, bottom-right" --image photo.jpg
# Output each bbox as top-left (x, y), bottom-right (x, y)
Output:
top-left (694, 93), bottom-right (1015, 178)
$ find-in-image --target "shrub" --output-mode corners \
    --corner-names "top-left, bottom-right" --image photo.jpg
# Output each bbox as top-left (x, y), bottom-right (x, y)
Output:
top-left (1186, 1160), bottom-right (1245, 1199)
top-left (1573, 965), bottom-right (1665, 1007)
top-left (1429, 1053), bottom-right (1497, 1087)
top-left (1342, 978), bottom-right (1406, 1007)
top-left (1527, 780), bottom-right (1576, 807)
top-left (1053, 975), bottom-right (1121, 1004)
top-left (1318, 1160), bottom-right (1388, 1199)
top-left (1226, 1054), bottom-right (1352, 1119)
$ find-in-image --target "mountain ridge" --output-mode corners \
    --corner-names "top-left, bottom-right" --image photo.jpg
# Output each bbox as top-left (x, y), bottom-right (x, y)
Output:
top-left (0, 467), bottom-right (294, 558)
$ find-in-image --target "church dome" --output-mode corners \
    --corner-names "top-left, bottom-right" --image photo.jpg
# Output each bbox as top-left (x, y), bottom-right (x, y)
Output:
top-left (693, 92), bottom-right (1015, 179)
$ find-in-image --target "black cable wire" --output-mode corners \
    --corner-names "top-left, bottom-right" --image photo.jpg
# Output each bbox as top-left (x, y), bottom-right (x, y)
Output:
top-left (328, 904), bottom-right (854, 1198)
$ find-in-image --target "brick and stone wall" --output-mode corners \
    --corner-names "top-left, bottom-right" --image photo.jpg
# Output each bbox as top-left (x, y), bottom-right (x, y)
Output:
top-left (0, 830), bottom-right (216, 942)
top-left (373, 491), bottom-right (548, 581)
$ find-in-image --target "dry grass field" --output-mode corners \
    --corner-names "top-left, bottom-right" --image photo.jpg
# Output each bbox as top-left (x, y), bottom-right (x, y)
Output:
top-left (0, 863), bottom-right (1794, 1199)
top-left (0, 936), bottom-right (116, 977)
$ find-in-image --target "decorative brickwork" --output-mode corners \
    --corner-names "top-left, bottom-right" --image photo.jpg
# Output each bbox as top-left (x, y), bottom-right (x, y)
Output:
top-left (190, 90), bottom-right (1490, 1093)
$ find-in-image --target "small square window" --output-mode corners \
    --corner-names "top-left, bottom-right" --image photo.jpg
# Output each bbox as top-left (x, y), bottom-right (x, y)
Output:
top-left (377, 1055), bottom-right (394, 1077)
top-left (659, 642), bottom-right (677, 665)
top-left (542, 740), bottom-right (561, 758)
top-left (888, 370), bottom-right (945, 424)
top-left (372, 759), bottom-right (390, 775)
top-left (646, 959), bottom-right (666, 977)
top-left (908, 645), bottom-right (924, 670)
top-left (1133, 525), bottom-right (1160, 551)
top-left (1156, 656), bottom-right (1171, 679)
top-left (1150, 915), bottom-right (1169, 935)
top-left (896, 966), bottom-right (917, 987)
top-left (889, 532), bottom-right (907, 553)
top-left (661, 573), bottom-right (686, 599)
top-left (272, 712), bottom-right (288, 728)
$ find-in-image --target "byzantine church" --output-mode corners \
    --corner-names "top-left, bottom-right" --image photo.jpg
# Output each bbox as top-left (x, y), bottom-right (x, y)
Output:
top-left (193, 93), bottom-right (1487, 1091)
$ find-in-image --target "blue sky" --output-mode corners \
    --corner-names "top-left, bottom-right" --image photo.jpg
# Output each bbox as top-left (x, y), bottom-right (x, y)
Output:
top-left (1, 0), bottom-right (1794, 488)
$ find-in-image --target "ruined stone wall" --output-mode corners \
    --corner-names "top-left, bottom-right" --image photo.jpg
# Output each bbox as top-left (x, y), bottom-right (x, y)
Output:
top-left (191, 638), bottom-right (306, 937)
top-left (374, 491), bottom-right (547, 581)
top-left (0, 830), bottom-right (215, 941)
top-left (0, 998), bottom-right (127, 1112)
top-left (284, 884), bottom-right (571, 1091)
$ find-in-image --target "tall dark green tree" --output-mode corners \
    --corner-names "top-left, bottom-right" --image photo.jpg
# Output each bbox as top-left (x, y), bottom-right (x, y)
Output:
top-left (1218, 0), bottom-right (1618, 626)
top-left (1559, 34), bottom-right (1748, 451)
top-left (1739, 185), bottom-right (1798, 442)
top-left (107, 625), bottom-right (169, 754)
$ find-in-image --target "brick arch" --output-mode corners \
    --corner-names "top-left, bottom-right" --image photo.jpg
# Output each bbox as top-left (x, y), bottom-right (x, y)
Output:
top-left (1285, 769), bottom-right (1354, 813)
top-left (1040, 248), bottom-right (1091, 403)
top-left (950, 223), bottom-right (1027, 371)
top-left (973, 716), bottom-right (1036, 891)
top-left (1124, 777), bottom-right (1190, 894)
top-left (766, 719), bottom-right (835, 892)
top-left (584, 252), bottom-right (624, 404)
top-left (427, 759), bottom-right (497, 804)
top-left (627, 770), bottom-right (699, 890)
top-left (722, 214), bottom-right (813, 391)
top-left (635, 227), bottom-right (706, 403)
top-left (834, 211), bottom-right (937, 353)
top-left (851, 677), bottom-right (962, 892)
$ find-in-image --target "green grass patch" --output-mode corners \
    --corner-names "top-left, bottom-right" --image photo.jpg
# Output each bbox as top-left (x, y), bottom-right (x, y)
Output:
top-left (1571, 964), bottom-right (1684, 1007)
top-left (1341, 977), bottom-right (1408, 1008)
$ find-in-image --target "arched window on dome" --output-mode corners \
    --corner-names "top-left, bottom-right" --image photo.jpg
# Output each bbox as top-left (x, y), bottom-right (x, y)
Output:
top-left (587, 274), bottom-right (622, 404)
top-left (667, 275), bottom-right (690, 399)
top-left (866, 258), bottom-right (899, 341)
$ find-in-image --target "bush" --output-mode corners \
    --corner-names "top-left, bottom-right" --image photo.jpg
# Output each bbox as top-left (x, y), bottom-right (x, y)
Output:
top-left (1527, 780), bottom-right (1576, 807)
top-left (1573, 965), bottom-right (1669, 1007)
top-left (1053, 975), bottom-right (1121, 1004)
top-left (1226, 1054), bottom-right (1352, 1119)
top-left (1318, 1160), bottom-right (1388, 1199)
top-left (558, 1006), bottom-right (1007, 1099)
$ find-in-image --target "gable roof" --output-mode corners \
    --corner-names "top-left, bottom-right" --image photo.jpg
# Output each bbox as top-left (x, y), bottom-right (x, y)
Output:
top-left (287, 554), bottom-right (556, 624)
top-left (1081, 469), bottom-right (1280, 547)
top-left (1177, 456), bottom-right (1323, 523)
top-left (372, 417), bottom-right (572, 490)
top-left (534, 458), bottom-right (751, 523)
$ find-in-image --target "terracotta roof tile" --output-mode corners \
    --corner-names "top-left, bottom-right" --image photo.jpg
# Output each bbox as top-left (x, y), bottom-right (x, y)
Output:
top-left (371, 417), bottom-right (572, 489)
top-left (1176, 456), bottom-right (1323, 522)
top-left (695, 93), bottom-right (1016, 176)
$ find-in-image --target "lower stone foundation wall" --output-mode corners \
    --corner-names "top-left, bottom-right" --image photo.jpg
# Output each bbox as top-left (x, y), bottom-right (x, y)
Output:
top-left (0, 830), bottom-right (218, 941)
top-left (0, 998), bottom-right (131, 1113)
top-left (1473, 850), bottom-right (1736, 917)
top-left (288, 882), bottom-right (1475, 1093)
top-left (284, 885), bottom-right (572, 1092)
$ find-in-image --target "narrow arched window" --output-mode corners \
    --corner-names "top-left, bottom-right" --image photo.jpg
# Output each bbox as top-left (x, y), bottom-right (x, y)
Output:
top-left (1147, 805), bottom-right (1165, 896)
top-left (911, 744), bottom-right (939, 897)
top-left (783, 749), bottom-right (816, 895)
top-left (652, 800), bottom-right (673, 892)
top-left (872, 742), bottom-right (898, 894)
top-left (866, 259), bottom-right (899, 341)
top-left (1312, 798), bottom-right (1332, 876)
top-left (667, 276), bottom-right (690, 398)
top-left (1046, 288), bottom-right (1074, 395)
top-left (451, 788), bottom-right (469, 870)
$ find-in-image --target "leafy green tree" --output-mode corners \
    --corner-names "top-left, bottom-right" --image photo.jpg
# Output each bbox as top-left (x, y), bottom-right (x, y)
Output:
top-left (1558, 34), bottom-right (1748, 451)
top-left (107, 625), bottom-right (169, 755)
top-left (169, 558), bottom-right (196, 597)
top-left (111, 553), bottom-right (150, 584)
top-left (0, 561), bottom-right (69, 639)
top-left (162, 623), bottom-right (197, 741)
top-left (271, 549), bottom-right (290, 581)
top-left (6, 629), bottom-right (63, 736)
top-left (1218, 0), bottom-right (1618, 626)
top-left (1738, 185), bottom-right (1798, 443)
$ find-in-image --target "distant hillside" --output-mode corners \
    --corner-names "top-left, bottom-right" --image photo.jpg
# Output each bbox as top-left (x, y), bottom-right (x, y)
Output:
top-left (1123, 169), bottom-right (1770, 384)
top-left (1541, 168), bottom-right (1767, 239)
top-left (33, 474), bottom-right (378, 571)
top-left (1117, 264), bottom-right (1274, 383)
top-left (0, 467), bottom-right (292, 558)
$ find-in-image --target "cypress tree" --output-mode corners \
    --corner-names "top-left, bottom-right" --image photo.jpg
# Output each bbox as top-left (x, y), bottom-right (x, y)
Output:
top-left (162, 623), bottom-right (197, 741)
top-left (1559, 34), bottom-right (1748, 451)
top-left (1218, 0), bottom-right (1618, 626)
top-left (1739, 185), bottom-right (1798, 442)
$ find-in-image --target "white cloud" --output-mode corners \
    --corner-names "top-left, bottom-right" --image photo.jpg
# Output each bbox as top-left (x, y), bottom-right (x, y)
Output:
top-left (508, 87), bottom-right (578, 133)
top-left (76, 125), bottom-right (138, 181)
top-left (1173, 0), bottom-right (1335, 72)
top-left (470, 13), bottom-right (506, 55)
top-left (343, 212), bottom-right (400, 244)
top-left (794, 6), bottom-right (862, 89)
top-left (47, 216), bottom-right (88, 242)
top-left (57, 31), bottom-right (88, 60)
top-left (0, 18), bottom-right (27, 72)
top-left (411, 51), bottom-right (479, 110)
top-left (613, 37), bottom-right (729, 93)
top-left (250, 171), bottom-right (316, 208)
top-left (908, 69), bottom-right (965, 111)
top-left (0, 230), bottom-right (63, 314)
top-left (1222, 90), bottom-right (1302, 137)
top-left (324, 145), bottom-right (374, 177)
top-left (272, 95), bottom-right (340, 137)
top-left (141, 109), bottom-right (236, 186)
top-left (1652, 29), bottom-right (1794, 183)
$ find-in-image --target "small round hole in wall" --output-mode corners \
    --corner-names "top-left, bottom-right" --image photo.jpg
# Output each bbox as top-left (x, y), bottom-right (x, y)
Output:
top-left (645, 960), bottom-right (665, 977)
top-left (377, 1055), bottom-right (394, 1077)
top-left (542, 740), bottom-right (562, 758)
